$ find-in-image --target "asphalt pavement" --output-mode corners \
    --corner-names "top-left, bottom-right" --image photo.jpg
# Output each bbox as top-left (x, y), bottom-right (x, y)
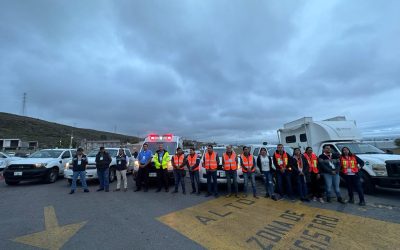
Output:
top-left (0, 175), bottom-right (399, 250)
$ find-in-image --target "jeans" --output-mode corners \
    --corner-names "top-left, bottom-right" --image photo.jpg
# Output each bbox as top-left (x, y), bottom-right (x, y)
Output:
top-left (173, 169), bottom-right (186, 192)
top-left (310, 172), bottom-right (323, 198)
top-left (97, 168), bottom-right (109, 189)
top-left (189, 171), bottom-right (200, 193)
top-left (323, 173), bottom-right (341, 199)
top-left (297, 174), bottom-right (308, 199)
top-left (345, 174), bottom-right (365, 202)
top-left (277, 171), bottom-right (293, 198)
top-left (136, 167), bottom-right (148, 190)
top-left (157, 168), bottom-right (169, 191)
top-left (263, 171), bottom-right (274, 197)
top-left (243, 172), bottom-right (256, 195)
top-left (206, 170), bottom-right (218, 195)
top-left (226, 170), bottom-right (238, 195)
top-left (71, 171), bottom-right (88, 191)
top-left (116, 170), bottom-right (127, 189)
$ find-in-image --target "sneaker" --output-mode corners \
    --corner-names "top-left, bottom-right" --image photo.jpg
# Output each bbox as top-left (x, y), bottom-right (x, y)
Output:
top-left (253, 195), bottom-right (259, 199)
top-left (271, 195), bottom-right (278, 201)
top-left (69, 190), bottom-right (75, 194)
top-left (359, 201), bottom-right (366, 206)
top-left (96, 188), bottom-right (104, 192)
top-left (205, 193), bottom-right (212, 197)
top-left (114, 188), bottom-right (120, 192)
top-left (319, 198), bottom-right (325, 203)
top-left (84, 189), bottom-right (89, 193)
top-left (225, 194), bottom-right (232, 198)
top-left (337, 197), bottom-right (346, 204)
top-left (348, 198), bottom-right (355, 204)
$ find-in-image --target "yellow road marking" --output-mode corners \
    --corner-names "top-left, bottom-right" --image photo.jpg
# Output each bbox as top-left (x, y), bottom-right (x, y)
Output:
top-left (158, 198), bottom-right (400, 250)
top-left (12, 206), bottom-right (87, 250)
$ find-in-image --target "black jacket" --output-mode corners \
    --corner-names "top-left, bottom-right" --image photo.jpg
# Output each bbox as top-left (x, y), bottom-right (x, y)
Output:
top-left (292, 155), bottom-right (310, 182)
top-left (318, 153), bottom-right (341, 174)
top-left (72, 154), bottom-right (88, 172)
top-left (116, 154), bottom-right (128, 171)
top-left (256, 155), bottom-right (274, 172)
top-left (95, 151), bottom-right (112, 170)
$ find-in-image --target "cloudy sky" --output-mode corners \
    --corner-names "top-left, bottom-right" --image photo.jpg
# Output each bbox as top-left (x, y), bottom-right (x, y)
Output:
top-left (1, 0), bottom-right (399, 143)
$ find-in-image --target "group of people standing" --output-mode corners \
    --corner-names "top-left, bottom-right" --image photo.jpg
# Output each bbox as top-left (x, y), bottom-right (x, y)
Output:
top-left (68, 143), bottom-right (366, 206)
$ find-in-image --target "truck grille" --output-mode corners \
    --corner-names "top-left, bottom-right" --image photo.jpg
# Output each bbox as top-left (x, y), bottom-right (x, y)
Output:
top-left (8, 164), bottom-right (35, 170)
top-left (386, 161), bottom-right (400, 177)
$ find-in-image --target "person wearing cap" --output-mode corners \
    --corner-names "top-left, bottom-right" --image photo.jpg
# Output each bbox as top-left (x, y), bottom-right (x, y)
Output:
top-left (114, 148), bottom-right (129, 192)
top-left (69, 148), bottom-right (89, 194)
top-left (95, 147), bottom-right (112, 192)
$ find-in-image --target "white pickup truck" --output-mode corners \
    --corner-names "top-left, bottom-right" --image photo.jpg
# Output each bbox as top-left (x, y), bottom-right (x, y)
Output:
top-left (278, 116), bottom-right (400, 194)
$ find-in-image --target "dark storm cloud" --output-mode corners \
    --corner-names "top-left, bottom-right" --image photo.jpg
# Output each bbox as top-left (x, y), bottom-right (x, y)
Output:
top-left (1, 0), bottom-right (400, 144)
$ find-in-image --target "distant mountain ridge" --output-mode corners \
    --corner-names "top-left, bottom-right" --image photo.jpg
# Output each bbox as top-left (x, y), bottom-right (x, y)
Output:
top-left (0, 112), bottom-right (140, 148)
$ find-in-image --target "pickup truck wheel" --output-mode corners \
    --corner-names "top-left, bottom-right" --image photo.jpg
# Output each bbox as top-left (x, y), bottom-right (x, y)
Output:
top-left (45, 167), bottom-right (59, 183)
top-left (109, 168), bottom-right (116, 183)
top-left (5, 180), bottom-right (19, 185)
top-left (359, 170), bottom-right (375, 194)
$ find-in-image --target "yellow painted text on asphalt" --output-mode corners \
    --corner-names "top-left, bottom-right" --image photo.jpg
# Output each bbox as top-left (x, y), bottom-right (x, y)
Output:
top-left (13, 206), bottom-right (87, 250)
top-left (158, 198), bottom-right (400, 250)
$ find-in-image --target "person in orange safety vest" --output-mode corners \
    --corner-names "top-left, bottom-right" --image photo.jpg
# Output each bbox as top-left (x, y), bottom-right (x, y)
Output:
top-left (222, 145), bottom-right (238, 198)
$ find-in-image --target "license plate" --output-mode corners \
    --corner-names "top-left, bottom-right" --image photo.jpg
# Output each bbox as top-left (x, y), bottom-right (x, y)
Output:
top-left (218, 171), bottom-right (225, 178)
top-left (14, 172), bottom-right (23, 176)
top-left (149, 172), bottom-right (157, 177)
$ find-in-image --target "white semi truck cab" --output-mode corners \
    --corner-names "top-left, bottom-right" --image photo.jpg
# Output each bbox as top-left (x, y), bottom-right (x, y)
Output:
top-left (277, 116), bottom-right (400, 193)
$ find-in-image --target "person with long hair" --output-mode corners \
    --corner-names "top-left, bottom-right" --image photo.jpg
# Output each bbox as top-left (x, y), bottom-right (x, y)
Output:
top-left (340, 147), bottom-right (366, 206)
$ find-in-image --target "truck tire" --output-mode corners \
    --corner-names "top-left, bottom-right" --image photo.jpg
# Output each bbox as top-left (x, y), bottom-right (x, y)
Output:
top-left (109, 167), bottom-right (116, 183)
top-left (5, 180), bottom-right (19, 185)
top-left (359, 170), bottom-right (375, 194)
top-left (45, 167), bottom-right (59, 183)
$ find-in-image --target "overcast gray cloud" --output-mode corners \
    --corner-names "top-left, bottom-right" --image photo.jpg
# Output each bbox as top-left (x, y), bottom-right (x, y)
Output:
top-left (1, 0), bottom-right (399, 143)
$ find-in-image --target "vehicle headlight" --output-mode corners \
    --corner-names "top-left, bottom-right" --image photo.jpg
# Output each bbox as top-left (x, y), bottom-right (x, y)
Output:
top-left (35, 163), bottom-right (48, 168)
top-left (167, 160), bottom-right (173, 171)
top-left (372, 164), bottom-right (387, 176)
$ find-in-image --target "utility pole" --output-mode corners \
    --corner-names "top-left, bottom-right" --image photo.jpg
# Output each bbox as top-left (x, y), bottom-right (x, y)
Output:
top-left (22, 92), bottom-right (27, 116)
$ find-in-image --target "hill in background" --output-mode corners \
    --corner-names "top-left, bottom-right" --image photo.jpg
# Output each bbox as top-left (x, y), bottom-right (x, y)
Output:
top-left (0, 112), bottom-right (140, 148)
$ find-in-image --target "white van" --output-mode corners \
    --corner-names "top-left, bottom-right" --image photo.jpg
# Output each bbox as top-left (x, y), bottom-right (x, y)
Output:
top-left (278, 116), bottom-right (400, 193)
top-left (133, 134), bottom-right (183, 180)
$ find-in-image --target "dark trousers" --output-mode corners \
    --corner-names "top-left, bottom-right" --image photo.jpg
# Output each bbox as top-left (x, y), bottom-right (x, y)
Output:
top-left (136, 167), bottom-right (148, 190)
top-left (226, 170), bottom-right (238, 195)
top-left (189, 171), bottom-right (200, 193)
top-left (206, 170), bottom-right (218, 195)
top-left (156, 168), bottom-right (169, 191)
top-left (297, 174), bottom-right (308, 199)
top-left (310, 172), bottom-right (323, 198)
top-left (277, 171), bottom-right (293, 198)
top-left (173, 169), bottom-right (186, 192)
top-left (345, 174), bottom-right (365, 202)
top-left (97, 168), bottom-right (109, 190)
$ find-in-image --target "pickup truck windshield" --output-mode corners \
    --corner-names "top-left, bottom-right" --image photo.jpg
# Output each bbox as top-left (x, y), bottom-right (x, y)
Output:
top-left (29, 150), bottom-right (64, 158)
top-left (336, 143), bottom-right (385, 154)
top-left (87, 149), bottom-right (118, 157)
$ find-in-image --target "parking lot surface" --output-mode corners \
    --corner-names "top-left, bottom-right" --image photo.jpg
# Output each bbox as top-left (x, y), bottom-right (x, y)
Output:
top-left (0, 176), bottom-right (399, 250)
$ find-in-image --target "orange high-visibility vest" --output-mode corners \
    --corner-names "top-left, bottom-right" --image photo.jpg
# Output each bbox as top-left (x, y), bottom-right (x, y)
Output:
top-left (340, 155), bottom-right (358, 174)
top-left (187, 154), bottom-right (199, 171)
top-left (223, 152), bottom-right (237, 171)
top-left (173, 154), bottom-right (185, 170)
top-left (274, 152), bottom-right (289, 169)
top-left (304, 153), bottom-right (318, 174)
top-left (204, 152), bottom-right (218, 170)
top-left (241, 154), bottom-right (255, 173)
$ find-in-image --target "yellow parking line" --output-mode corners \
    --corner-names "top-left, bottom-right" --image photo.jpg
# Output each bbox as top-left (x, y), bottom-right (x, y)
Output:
top-left (158, 198), bottom-right (400, 249)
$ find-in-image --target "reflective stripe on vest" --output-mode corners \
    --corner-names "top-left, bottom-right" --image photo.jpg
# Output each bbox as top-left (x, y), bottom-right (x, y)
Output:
top-left (187, 154), bottom-right (199, 171)
top-left (340, 155), bottom-right (358, 174)
top-left (223, 152), bottom-right (237, 171)
top-left (304, 153), bottom-right (318, 174)
top-left (241, 154), bottom-right (254, 172)
top-left (204, 152), bottom-right (218, 170)
top-left (274, 152), bottom-right (288, 169)
top-left (173, 154), bottom-right (185, 170)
